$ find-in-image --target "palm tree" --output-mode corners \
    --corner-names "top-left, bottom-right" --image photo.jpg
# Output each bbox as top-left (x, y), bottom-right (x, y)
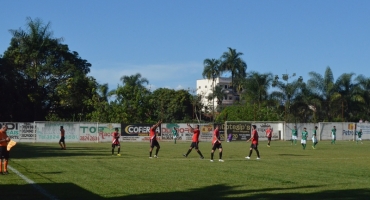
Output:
top-left (207, 85), bottom-right (225, 113)
top-left (307, 66), bottom-right (336, 121)
top-left (354, 75), bottom-right (370, 119)
top-left (202, 58), bottom-right (221, 121)
top-left (271, 76), bottom-right (304, 122)
top-left (220, 47), bottom-right (247, 92)
top-left (332, 73), bottom-right (362, 121)
top-left (243, 71), bottom-right (273, 108)
top-left (120, 73), bottom-right (149, 88)
top-left (9, 17), bottom-right (63, 78)
top-left (292, 83), bottom-right (321, 123)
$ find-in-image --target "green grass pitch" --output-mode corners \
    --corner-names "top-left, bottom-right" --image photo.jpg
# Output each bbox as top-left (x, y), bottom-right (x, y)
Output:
top-left (1, 140), bottom-right (369, 200)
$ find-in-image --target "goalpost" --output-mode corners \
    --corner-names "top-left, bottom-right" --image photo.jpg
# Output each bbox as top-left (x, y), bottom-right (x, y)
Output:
top-left (224, 121), bottom-right (285, 141)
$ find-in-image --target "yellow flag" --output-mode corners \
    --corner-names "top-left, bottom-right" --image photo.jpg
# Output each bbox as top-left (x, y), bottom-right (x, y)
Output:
top-left (7, 140), bottom-right (16, 151)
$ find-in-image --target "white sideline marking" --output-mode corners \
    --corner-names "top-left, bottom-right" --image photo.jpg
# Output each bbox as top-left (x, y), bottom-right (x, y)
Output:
top-left (8, 165), bottom-right (59, 200)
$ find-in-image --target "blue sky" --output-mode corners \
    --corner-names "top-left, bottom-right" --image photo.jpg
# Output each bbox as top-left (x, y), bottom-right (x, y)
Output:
top-left (1, 0), bottom-right (370, 91)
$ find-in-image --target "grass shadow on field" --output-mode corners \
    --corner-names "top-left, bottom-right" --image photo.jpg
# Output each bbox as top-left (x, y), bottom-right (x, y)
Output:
top-left (1, 182), bottom-right (369, 200)
top-left (118, 184), bottom-right (370, 200)
top-left (0, 183), bottom-right (101, 200)
top-left (9, 143), bottom-right (109, 159)
top-left (278, 154), bottom-right (310, 156)
top-left (117, 184), bottom-right (370, 200)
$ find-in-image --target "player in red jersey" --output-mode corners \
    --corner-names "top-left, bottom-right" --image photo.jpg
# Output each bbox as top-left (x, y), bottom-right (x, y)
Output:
top-left (111, 128), bottom-right (121, 156)
top-left (149, 120), bottom-right (162, 158)
top-left (245, 125), bottom-right (260, 160)
top-left (183, 124), bottom-right (204, 159)
top-left (210, 125), bottom-right (223, 162)
top-left (265, 126), bottom-right (272, 147)
top-left (59, 126), bottom-right (66, 150)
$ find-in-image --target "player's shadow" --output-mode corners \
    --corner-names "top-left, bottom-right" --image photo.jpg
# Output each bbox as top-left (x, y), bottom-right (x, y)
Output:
top-left (1, 182), bottom-right (370, 200)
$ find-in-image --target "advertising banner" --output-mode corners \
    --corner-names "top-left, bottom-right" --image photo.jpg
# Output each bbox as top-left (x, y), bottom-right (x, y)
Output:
top-left (223, 122), bottom-right (252, 141)
top-left (254, 122), bottom-right (281, 141)
top-left (79, 123), bottom-right (120, 142)
top-left (0, 122), bottom-right (20, 141)
top-left (121, 123), bottom-right (162, 142)
top-left (36, 122), bottom-right (79, 142)
top-left (356, 123), bottom-right (370, 140)
top-left (161, 123), bottom-right (214, 142)
top-left (18, 123), bottom-right (36, 142)
top-left (200, 124), bottom-right (213, 141)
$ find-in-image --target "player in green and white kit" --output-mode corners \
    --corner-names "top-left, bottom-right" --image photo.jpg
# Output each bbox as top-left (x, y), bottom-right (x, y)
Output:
top-left (312, 126), bottom-right (318, 149)
top-left (356, 129), bottom-right (363, 144)
top-left (291, 126), bottom-right (298, 145)
top-left (301, 127), bottom-right (308, 150)
top-left (172, 127), bottom-right (179, 144)
top-left (331, 126), bottom-right (336, 144)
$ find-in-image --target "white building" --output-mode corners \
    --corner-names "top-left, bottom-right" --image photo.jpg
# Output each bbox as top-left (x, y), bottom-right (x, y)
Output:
top-left (196, 77), bottom-right (239, 111)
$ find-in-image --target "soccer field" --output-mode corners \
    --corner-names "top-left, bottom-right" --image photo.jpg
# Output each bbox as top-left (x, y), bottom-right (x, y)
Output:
top-left (1, 140), bottom-right (369, 200)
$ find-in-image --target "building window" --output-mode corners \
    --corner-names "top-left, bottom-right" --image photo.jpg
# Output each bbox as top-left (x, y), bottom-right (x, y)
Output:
top-left (205, 85), bottom-right (207, 88)
top-left (199, 86), bottom-right (201, 89)
top-left (224, 85), bottom-right (228, 89)
top-left (228, 96), bottom-right (232, 100)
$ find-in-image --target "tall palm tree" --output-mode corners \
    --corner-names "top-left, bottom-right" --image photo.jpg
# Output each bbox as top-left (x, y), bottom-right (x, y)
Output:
top-left (202, 58), bottom-right (221, 121)
top-left (220, 47), bottom-right (247, 91)
top-left (307, 66), bottom-right (336, 121)
top-left (332, 73), bottom-right (362, 121)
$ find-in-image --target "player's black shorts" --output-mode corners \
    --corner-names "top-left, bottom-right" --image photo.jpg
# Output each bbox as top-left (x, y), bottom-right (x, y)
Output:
top-left (150, 139), bottom-right (160, 148)
top-left (190, 142), bottom-right (199, 149)
top-left (267, 137), bottom-right (271, 141)
top-left (250, 143), bottom-right (258, 150)
top-left (112, 143), bottom-right (120, 148)
top-left (0, 146), bottom-right (9, 160)
top-left (212, 143), bottom-right (222, 150)
top-left (59, 136), bottom-right (65, 143)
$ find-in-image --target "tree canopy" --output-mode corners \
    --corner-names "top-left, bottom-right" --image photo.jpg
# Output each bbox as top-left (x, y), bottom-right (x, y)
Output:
top-left (1, 18), bottom-right (370, 123)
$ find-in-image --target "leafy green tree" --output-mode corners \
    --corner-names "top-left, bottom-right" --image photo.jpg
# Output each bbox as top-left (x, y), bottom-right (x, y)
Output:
top-left (85, 83), bottom-right (113, 122)
top-left (111, 73), bottom-right (151, 123)
top-left (0, 56), bottom-right (33, 121)
top-left (215, 103), bottom-right (283, 122)
top-left (2, 17), bottom-right (93, 121)
top-left (149, 88), bottom-right (193, 122)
